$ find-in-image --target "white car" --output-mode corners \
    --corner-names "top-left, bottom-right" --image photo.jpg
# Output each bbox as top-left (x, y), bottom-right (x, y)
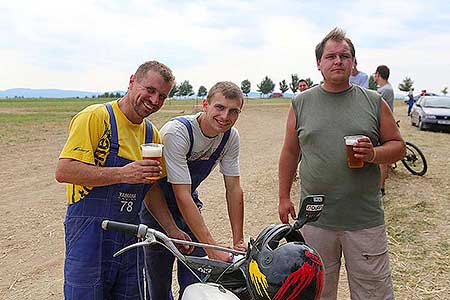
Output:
top-left (410, 96), bottom-right (450, 130)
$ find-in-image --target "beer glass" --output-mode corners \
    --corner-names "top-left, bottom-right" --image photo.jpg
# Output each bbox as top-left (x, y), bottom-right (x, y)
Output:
top-left (141, 143), bottom-right (163, 180)
top-left (344, 135), bottom-right (366, 169)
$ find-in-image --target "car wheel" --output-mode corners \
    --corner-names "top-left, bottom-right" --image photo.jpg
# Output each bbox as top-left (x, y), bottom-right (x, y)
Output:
top-left (418, 119), bottom-right (426, 131)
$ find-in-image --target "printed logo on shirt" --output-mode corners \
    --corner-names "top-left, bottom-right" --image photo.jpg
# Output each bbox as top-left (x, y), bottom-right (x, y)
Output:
top-left (190, 148), bottom-right (214, 161)
top-left (70, 121), bottom-right (111, 204)
top-left (73, 146), bottom-right (90, 153)
top-left (94, 120), bottom-right (111, 166)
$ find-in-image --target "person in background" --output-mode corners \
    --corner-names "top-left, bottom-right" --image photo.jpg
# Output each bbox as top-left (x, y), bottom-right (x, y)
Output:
top-left (298, 79), bottom-right (310, 92)
top-left (407, 88), bottom-right (415, 116)
top-left (374, 64), bottom-right (395, 196)
top-left (349, 58), bottom-right (369, 88)
top-left (374, 65), bottom-right (395, 111)
top-left (55, 61), bottom-right (191, 300)
top-left (279, 28), bottom-right (405, 300)
top-left (141, 81), bottom-right (246, 300)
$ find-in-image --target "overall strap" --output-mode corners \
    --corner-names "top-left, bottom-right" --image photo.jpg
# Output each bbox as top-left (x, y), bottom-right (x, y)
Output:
top-left (174, 117), bottom-right (194, 158)
top-left (210, 129), bottom-right (231, 161)
top-left (144, 119), bottom-right (153, 143)
top-left (104, 103), bottom-right (119, 154)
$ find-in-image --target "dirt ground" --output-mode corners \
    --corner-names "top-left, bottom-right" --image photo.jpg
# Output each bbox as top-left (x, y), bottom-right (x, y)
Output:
top-left (0, 101), bottom-right (449, 299)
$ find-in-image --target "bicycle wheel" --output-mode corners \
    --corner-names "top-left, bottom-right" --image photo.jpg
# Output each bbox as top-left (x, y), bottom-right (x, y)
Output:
top-left (401, 141), bottom-right (428, 176)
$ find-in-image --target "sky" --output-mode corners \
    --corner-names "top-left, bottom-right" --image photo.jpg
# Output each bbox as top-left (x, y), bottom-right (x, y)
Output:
top-left (1, 0), bottom-right (450, 95)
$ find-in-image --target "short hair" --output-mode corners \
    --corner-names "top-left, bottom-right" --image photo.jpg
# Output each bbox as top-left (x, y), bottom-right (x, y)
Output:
top-left (315, 27), bottom-right (355, 61)
top-left (376, 65), bottom-right (390, 80)
top-left (298, 79), bottom-right (308, 85)
top-left (135, 61), bottom-right (175, 84)
top-left (207, 81), bottom-right (244, 104)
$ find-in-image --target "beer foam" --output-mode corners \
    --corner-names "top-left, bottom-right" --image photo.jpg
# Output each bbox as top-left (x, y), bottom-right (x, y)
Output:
top-left (344, 135), bottom-right (365, 145)
top-left (345, 137), bottom-right (358, 145)
top-left (141, 144), bottom-right (163, 157)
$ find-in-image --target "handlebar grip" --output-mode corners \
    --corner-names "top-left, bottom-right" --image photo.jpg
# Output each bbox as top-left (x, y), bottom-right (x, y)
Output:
top-left (102, 220), bottom-right (147, 238)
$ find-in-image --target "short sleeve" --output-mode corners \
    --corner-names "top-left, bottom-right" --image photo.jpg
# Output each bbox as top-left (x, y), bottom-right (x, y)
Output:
top-left (219, 129), bottom-right (240, 176)
top-left (59, 105), bottom-right (108, 165)
top-left (161, 121), bottom-right (193, 184)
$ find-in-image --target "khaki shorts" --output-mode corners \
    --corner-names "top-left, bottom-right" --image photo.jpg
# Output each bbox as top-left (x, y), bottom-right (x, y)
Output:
top-left (301, 224), bottom-right (394, 300)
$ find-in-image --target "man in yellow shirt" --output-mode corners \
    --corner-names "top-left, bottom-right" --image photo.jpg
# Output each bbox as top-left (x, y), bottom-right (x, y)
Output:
top-left (55, 61), bottom-right (190, 299)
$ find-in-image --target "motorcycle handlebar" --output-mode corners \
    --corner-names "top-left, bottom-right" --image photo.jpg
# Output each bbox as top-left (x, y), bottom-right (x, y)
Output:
top-left (101, 220), bottom-right (149, 239)
top-left (102, 219), bottom-right (245, 256)
top-left (101, 219), bottom-right (245, 282)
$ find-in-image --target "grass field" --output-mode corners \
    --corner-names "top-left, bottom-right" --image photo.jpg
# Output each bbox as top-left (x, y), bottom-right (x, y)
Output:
top-left (0, 97), bottom-right (449, 299)
top-left (0, 97), bottom-right (291, 144)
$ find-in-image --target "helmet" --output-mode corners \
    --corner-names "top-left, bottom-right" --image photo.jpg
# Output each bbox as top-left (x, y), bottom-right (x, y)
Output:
top-left (243, 224), bottom-right (324, 300)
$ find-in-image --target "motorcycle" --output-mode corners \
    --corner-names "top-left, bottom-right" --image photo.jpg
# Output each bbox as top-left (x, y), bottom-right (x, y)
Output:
top-left (102, 194), bottom-right (325, 300)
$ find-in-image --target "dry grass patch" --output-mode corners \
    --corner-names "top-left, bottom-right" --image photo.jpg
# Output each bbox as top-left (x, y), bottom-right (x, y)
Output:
top-left (0, 99), bottom-right (449, 300)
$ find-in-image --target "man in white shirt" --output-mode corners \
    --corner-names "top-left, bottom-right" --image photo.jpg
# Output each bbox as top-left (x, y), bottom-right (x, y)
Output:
top-left (140, 81), bottom-right (246, 300)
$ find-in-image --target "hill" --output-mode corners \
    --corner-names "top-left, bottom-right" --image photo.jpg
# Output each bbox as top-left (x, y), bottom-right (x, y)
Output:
top-left (0, 88), bottom-right (125, 98)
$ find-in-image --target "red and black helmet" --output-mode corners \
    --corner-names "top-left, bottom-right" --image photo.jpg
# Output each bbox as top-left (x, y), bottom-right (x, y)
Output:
top-left (243, 224), bottom-right (324, 300)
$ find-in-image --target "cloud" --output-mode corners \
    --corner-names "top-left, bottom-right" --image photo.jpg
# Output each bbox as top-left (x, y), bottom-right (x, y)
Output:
top-left (1, 0), bottom-right (449, 93)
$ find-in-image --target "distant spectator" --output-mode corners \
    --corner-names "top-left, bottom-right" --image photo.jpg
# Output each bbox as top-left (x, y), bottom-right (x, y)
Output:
top-left (349, 59), bottom-right (369, 88)
top-left (298, 79), bottom-right (310, 92)
top-left (408, 89), bottom-right (414, 116)
top-left (374, 65), bottom-right (395, 112)
top-left (374, 64), bottom-right (395, 196)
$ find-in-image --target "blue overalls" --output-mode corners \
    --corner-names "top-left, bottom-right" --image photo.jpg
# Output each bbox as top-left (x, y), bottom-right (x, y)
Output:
top-left (64, 103), bottom-right (153, 300)
top-left (139, 117), bottom-right (231, 300)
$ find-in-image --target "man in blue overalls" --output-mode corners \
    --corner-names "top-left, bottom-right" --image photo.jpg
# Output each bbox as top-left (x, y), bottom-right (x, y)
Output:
top-left (140, 81), bottom-right (247, 299)
top-left (55, 61), bottom-right (191, 300)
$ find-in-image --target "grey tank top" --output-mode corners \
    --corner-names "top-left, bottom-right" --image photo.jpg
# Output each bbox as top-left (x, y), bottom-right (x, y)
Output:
top-left (292, 85), bottom-right (384, 230)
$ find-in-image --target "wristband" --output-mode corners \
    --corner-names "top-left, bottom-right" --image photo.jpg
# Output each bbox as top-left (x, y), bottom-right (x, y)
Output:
top-left (368, 148), bottom-right (377, 163)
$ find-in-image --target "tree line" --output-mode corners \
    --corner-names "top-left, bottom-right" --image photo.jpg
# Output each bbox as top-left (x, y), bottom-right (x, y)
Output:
top-left (162, 75), bottom-right (317, 99)
top-left (97, 75), bottom-right (448, 99)
top-left (397, 76), bottom-right (448, 95)
top-left (245, 74), bottom-right (316, 97)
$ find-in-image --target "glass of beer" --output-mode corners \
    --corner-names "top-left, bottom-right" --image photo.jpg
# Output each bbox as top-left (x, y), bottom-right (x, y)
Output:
top-left (344, 135), bottom-right (366, 169)
top-left (141, 143), bottom-right (163, 180)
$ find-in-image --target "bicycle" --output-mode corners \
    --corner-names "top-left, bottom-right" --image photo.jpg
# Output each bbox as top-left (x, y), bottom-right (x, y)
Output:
top-left (102, 194), bottom-right (325, 300)
top-left (395, 120), bottom-right (428, 176)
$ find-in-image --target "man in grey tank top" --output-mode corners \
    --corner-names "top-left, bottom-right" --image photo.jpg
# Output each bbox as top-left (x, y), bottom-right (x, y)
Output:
top-left (374, 65), bottom-right (395, 196)
top-left (375, 65), bottom-right (395, 112)
top-left (278, 28), bottom-right (405, 300)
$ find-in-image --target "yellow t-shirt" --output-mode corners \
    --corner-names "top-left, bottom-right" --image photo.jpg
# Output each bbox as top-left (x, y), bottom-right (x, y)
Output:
top-left (59, 100), bottom-right (165, 204)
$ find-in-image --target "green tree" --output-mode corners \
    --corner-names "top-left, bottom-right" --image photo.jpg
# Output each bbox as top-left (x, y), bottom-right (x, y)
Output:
top-left (398, 77), bottom-right (414, 92)
top-left (289, 74), bottom-right (299, 94)
top-left (441, 87), bottom-right (448, 95)
top-left (368, 75), bottom-right (378, 90)
top-left (197, 85), bottom-right (207, 98)
top-left (305, 78), bottom-right (314, 88)
top-left (177, 80), bottom-right (194, 97)
top-left (257, 76), bottom-right (275, 96)
top-left (279, 79), bottom-right (289, 94)
top-left (241, 79), bottom-right (251, 97)
top-left (169, 84), bottom-right (179, 98)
